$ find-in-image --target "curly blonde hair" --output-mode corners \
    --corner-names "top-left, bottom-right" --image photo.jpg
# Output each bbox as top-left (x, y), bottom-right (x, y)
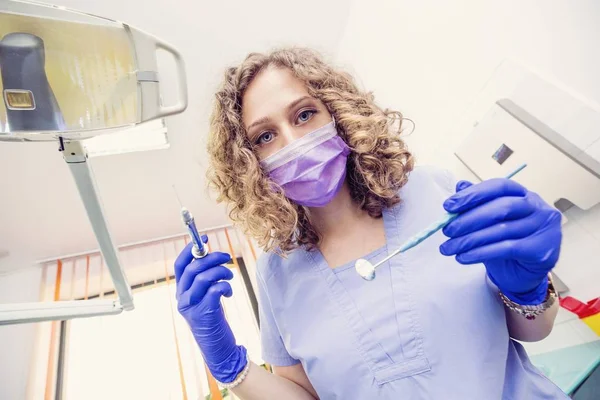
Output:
top-left (207, 47), bottom-right (414, 253)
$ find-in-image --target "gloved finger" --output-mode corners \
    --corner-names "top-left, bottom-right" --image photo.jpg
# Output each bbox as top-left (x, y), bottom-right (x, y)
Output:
top-left (456, 180), bottom-right (473, 192)
top-left (205, 281), bottom-right (233, 309)
top-left (440, 214), bottom-right (542, 256)
top-left (442, 194), bottom-right (535, 238)
top-left (510, 226), bottom-right (562, 265)
top-left (443, 178), bottom-right (527, 214)
top-left (177, 252), bottom-right (231, 297)
top-left (174, 242), bottom-right (195, 282)
top-left (453, 240), bottom-right (515, 265)
top-left (185, 266), bottom-right (234, 306)
top-left (454, 228), bottom-right (561, 266)
top-left (174, 236), bottom-right (212, 282)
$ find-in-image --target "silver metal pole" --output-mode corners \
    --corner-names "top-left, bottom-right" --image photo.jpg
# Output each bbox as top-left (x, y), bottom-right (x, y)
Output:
top-left (61, 139), bottom-right (134, 311)
top-left (0, 300), bottom-right (123, 325)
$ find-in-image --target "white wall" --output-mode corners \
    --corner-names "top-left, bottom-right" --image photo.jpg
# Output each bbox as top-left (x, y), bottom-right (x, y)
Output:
top-left (334, 0), bottom-right (600, 300)
top-left (335, 0), bottom-right (600, 163)
top-left (0, 268), bottom-right (42, 400)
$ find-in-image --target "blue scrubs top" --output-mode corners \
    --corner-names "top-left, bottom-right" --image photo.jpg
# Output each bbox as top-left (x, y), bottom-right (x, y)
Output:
top-left (256, 166), bottom-right (568, 399)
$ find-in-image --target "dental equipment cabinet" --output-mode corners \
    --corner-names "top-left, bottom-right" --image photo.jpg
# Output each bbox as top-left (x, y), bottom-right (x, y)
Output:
top-left (454, 63), bottom-right (600, 395)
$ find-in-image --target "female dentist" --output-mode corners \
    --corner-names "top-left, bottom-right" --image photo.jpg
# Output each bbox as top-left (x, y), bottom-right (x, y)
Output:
top-left (174, 48), bottom-right (567, 399)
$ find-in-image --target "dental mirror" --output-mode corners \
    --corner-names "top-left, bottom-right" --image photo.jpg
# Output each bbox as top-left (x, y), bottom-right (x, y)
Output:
top-left (356, 163), bottom-right (527, 281)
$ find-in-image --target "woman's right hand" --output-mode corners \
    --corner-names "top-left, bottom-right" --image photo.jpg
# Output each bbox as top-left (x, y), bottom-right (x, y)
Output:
top-left (174, 237), bottom-right (248, 384)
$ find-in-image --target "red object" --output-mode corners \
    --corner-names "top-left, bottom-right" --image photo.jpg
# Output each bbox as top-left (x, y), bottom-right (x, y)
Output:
top-left (560, 296), bottom-right (600, 319)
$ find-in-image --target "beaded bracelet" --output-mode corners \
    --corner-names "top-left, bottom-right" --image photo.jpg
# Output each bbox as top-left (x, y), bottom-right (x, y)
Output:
top-left (216, 354), bottom-right (251, 389)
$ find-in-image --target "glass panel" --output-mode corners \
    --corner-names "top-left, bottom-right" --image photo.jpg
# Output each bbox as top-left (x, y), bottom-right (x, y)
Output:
top-left (0, 6), bottom-right (138, 137)
top-left (84, 119), bottom-right (169, 157)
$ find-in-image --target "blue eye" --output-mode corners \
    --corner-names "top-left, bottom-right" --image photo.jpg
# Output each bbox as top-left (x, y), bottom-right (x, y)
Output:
top-left (297, 109), bottom-right (316, 123)
top-left (257, 131), bottom-right (274, 145)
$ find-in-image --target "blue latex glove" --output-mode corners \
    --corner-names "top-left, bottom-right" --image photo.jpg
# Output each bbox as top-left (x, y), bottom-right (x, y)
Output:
top-left (174, 236), bottom-right (247, 383)
top-left (439, 178), bottom-right (562, 305)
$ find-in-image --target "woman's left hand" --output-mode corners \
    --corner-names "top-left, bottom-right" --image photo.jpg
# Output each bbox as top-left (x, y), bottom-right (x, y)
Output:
top-left (439, 178), bottom-right (563, 305)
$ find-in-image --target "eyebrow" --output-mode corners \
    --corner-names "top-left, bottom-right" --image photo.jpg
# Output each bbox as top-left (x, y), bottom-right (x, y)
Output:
top-left (246, 96), bottom-right (313, 132)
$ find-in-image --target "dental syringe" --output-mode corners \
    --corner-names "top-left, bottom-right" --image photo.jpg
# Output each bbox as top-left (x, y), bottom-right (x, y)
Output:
top-left (173, 186), bottom-right (208, 259)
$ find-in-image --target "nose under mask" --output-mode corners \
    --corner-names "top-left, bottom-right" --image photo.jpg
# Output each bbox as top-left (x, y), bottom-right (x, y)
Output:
top-left (260, 120), bottom-right (351, 207)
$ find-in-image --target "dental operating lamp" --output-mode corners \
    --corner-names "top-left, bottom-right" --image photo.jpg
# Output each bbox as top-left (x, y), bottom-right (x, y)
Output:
top-left (0, 33), bottom-right (66, 131)
top-left (0, 0), bottom-right (187, 325)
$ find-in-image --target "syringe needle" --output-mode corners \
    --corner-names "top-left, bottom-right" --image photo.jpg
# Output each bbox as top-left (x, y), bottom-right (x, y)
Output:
top-left (172, 185), bottom-right (184, 209)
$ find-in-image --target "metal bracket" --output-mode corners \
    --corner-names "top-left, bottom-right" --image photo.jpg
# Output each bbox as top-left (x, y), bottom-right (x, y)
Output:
top-left (136, 70), bottom-right (159, 82)
top-left (61, 139), bottom-right (87, 163)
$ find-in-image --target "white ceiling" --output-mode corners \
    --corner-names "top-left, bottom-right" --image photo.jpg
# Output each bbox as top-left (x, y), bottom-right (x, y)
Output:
top-left (0, 0), bottom-right (352, 272)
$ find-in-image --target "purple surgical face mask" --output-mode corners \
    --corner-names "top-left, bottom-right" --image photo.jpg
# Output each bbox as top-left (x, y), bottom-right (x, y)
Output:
top-left (260, 120), bottom-right (351, 207)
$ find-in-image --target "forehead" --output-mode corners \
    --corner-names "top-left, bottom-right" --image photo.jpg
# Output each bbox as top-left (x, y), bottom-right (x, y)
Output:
top-left (241, 66), bottom-right (310, 126)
